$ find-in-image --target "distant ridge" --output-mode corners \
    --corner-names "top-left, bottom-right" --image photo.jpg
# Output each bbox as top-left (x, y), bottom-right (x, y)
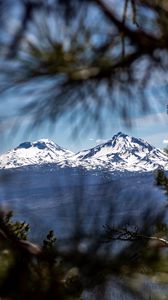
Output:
top-left (0, 133), bottom-right (168, 172)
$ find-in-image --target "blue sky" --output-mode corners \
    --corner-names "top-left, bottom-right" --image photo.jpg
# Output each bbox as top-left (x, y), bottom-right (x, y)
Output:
top-left (1, 95), bottom-right (168, 154)
top-left (55, 107), bottom-right (168, 152)
top-left (0, 1), bottom-right (167, 154)
top-left (0, 66), bottom-right (168, 154)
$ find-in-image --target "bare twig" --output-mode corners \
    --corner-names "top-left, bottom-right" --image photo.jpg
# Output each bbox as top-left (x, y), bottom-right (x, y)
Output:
top-left (103, 225), bottom-right (168, 248)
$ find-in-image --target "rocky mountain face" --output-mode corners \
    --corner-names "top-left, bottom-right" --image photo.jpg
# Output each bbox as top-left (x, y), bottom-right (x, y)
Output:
top-left (0, 133), bottom-right (168, 172)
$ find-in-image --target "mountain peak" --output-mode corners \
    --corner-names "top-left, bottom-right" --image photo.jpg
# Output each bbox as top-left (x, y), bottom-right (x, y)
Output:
top-left (1, 138), bottom-right (74, 169)
top-left (115, 132), bottom-right (127, 137)
top-left (74, 132), bottom-right (168, 171)
top-left (0, 134), bottom-right (168, 171)
top-left (110, 132), bottom-right (154, 151)
top-left (16, 139), bottom-right (60, 151)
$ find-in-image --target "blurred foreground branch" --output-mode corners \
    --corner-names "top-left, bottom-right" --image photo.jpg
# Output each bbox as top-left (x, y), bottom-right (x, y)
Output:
top-left (0, 0), bottom-right (168, 130)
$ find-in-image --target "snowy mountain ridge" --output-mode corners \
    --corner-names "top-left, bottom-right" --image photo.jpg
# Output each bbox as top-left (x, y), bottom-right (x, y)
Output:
top-left (0, 139), bottom-right (73, 169)
top-left (0, 133), bottom-right (168, 172)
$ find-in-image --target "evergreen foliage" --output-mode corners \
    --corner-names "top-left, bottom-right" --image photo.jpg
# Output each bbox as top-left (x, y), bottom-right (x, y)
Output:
top-left (0, 1), bottom-right (168, 299)
top-left (155, 169), bottom-right (168, 196)
top-left (0, 1), bottom-right (168, 130)
top-left (0, 196), bottom-right (167, 299)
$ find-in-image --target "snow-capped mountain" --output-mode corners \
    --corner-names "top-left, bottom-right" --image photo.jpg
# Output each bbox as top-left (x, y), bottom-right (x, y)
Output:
top-left (0, 133), bottom-right (168, 172)
top-left (0, 139), bottom-right (73, 169)
top-left (74, 132), bottom-right (168, 171)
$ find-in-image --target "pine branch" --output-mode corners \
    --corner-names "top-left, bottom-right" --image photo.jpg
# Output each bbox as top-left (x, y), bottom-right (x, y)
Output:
top-left (103, 225), bottom-right (168, 248)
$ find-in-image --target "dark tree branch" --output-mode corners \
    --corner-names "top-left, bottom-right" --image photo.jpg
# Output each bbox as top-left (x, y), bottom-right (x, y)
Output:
top-left (95, 0), bottom-right (165, 51)
top-left (7, 1), bottom-right (41, 59)
top-left (103, 225), bottom-right (168, 248)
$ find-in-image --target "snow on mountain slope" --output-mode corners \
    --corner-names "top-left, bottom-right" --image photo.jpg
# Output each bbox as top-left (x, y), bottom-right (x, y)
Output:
top-left (0, 133), bottom-right (168, 171)
top-left (0, 139), bottom-right (74, 169)
top-left (74, 132), bottom-right (168, 171)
